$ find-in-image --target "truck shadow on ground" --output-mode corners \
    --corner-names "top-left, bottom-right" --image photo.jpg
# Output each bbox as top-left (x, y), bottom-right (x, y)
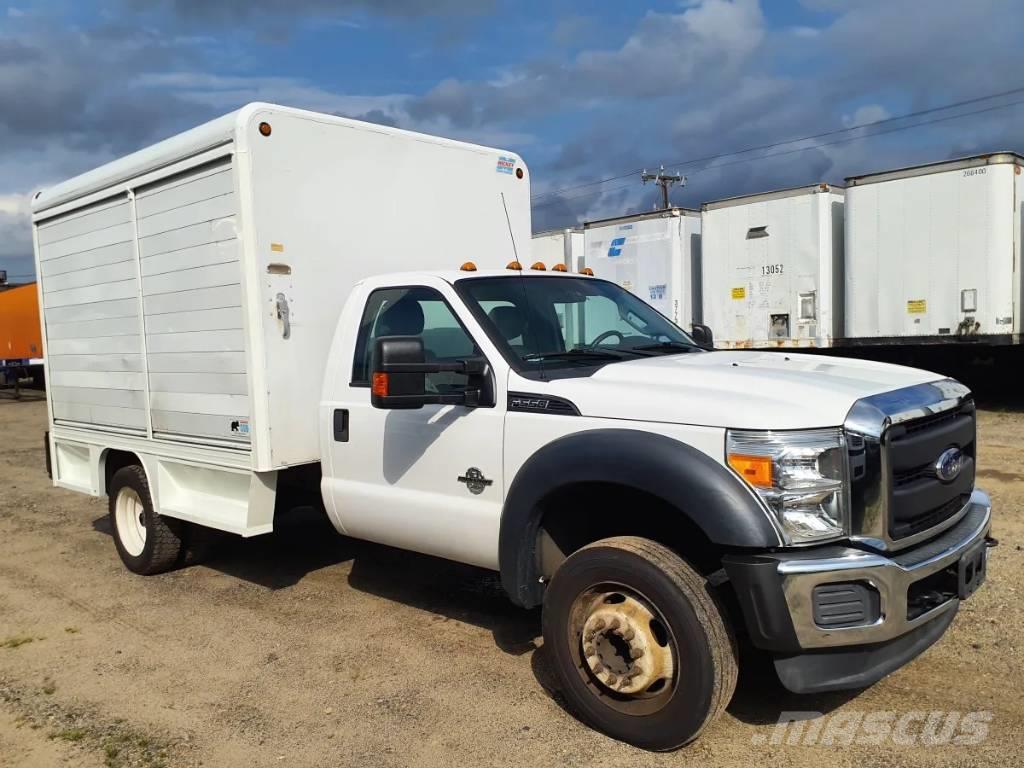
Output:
top-left (92, 506), bottom-right (866, 726)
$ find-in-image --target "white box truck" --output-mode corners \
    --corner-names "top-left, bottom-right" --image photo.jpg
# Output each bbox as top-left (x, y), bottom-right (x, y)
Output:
top-left (33, 104), bottom-right (995, 751)
top-left (531, 227), bottom-right (583, 271)
top-left (582, 208), bottom-right (701, 327)
top-left (700, 184), bottom-right (844, 349)
top-left (844, 152), bottom-right (1023, 345)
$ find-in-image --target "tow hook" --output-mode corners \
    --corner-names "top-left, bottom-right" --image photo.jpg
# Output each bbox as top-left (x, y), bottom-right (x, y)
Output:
top-left (985, 536), bottom-right (999, 549)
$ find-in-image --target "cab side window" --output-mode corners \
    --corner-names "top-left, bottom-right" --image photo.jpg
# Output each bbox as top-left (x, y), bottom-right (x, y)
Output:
top-left (352, 286), bottom-right (479, 392)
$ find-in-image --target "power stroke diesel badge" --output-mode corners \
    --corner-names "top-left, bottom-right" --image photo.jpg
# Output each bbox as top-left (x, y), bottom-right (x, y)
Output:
top-left (457, 467), bottom-right (493, 495)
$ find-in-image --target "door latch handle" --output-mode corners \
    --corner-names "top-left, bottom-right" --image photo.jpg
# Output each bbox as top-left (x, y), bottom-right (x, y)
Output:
top-left (333, 409), bottom-right (349, 442)
top-left (275, 293), bottom-right (291, 339)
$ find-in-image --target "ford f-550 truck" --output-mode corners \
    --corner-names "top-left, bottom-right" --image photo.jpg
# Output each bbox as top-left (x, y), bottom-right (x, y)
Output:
top-left (33, 104), bottom-right (993, 750)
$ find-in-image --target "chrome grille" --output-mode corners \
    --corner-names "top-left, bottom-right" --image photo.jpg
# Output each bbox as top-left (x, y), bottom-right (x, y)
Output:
top-left (885, 402), bottom-right (975, 540)
top-left (844, 379), bottom-right (975, 552)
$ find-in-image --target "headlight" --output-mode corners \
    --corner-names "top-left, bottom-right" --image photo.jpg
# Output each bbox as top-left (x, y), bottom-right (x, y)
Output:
top-left (726, 429), bottom-right (849, 544)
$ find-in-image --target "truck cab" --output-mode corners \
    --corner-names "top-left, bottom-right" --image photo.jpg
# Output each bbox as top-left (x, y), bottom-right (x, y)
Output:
top-left (318, 265), bottom-right (993, 750)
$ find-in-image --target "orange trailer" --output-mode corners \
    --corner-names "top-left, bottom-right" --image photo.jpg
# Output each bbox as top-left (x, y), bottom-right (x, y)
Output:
top-left (0, 283), bottom-right (44, 395)
top-left (0, 283), bottom-right (43, 361)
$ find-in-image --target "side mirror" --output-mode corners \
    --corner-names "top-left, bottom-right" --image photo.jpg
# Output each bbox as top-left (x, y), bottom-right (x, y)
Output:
top-left (691, 324), bottom-right (714, 351)
top-left (371, 337), bottom-right (429, 409)
top-left (370, 336), bottom-right (489, 410)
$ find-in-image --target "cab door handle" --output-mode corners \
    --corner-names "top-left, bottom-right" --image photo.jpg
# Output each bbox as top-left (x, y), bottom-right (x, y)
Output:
top-left (333, 409), bottom-right (349, 442)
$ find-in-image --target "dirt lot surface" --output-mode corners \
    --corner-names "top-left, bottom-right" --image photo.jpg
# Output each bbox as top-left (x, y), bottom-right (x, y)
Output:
top-left (1, 393), bottom-right (1021, 767)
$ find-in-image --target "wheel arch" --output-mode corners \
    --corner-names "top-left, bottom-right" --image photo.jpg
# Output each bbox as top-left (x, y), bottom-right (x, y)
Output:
top-left (99, 448), bottom-right (153, 498)
top-left (498, 428), bottom-right (782, 608)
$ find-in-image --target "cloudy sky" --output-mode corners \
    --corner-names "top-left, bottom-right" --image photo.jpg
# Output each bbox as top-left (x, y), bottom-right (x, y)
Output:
top-left (2, 0), bottom-right (1024, 281)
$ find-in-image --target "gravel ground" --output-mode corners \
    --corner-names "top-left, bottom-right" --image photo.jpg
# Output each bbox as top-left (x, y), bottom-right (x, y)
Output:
top-left (0, 393), bottom-right (1021, 767)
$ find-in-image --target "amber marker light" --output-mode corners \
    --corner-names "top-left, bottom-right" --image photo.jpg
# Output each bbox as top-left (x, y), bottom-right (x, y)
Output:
top-left (506, 260), bottom-right (522, 270)
top-left (460, 261), bottom-right (478, 271)
top-left (258, 121), bottom-right (272, 137)
top-left (530, 262), bottom-right (546, 271)
top-left (727, 454), bottom-right (774, 488)
top-left (371, 372), bottom-right (389, 397)
top-left (551, 263), bottom-right (567, 272)
top-left (580, 267), bottom-right (594, 276)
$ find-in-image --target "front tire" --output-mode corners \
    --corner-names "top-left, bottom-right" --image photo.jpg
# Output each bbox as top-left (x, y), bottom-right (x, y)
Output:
top-left (541, 536), bottom-right (737, 750)
top-left (108, 465), bottom-right (183, 575)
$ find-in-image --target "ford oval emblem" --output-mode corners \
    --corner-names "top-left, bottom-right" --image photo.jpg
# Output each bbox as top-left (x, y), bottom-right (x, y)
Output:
top-left (934, 447), bottom-right (964, 483)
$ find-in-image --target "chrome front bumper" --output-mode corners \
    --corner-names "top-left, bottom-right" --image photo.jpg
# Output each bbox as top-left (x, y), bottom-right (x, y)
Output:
top-left (777, 489), bottom-right (991, 649)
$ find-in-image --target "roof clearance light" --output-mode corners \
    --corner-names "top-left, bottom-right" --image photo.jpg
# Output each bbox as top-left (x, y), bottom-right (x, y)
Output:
top-left (530, 262), bottom-right (546, 271)
top-left (506, 260), bottom-right (522, 270)
top-left (580, 267), bottom-right (594, 276)
top-left (551, 263), bottom-right (567, 272)
top-left (460, 261), bottom-right (478, 272)
top-left (258, 121), bottom-right (272, 137)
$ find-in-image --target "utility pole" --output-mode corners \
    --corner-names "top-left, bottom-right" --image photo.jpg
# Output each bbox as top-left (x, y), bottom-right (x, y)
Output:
top-left (641, 166), bottom-right (685, 210)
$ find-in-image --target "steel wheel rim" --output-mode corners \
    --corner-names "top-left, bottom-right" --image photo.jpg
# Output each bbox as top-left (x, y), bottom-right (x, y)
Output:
top-left (115, 487), bottom-right (146, 557)
top-left (566, 582), bottom-right (679, 716)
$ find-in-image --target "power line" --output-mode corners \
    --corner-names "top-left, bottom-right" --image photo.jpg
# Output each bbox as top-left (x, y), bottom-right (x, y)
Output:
top-left (531, 84), bottom-right (1024, 205)
top-left (681, 96), bottom-right (1024, 180)
top-left (535, 95), bottom-right (1024, 218)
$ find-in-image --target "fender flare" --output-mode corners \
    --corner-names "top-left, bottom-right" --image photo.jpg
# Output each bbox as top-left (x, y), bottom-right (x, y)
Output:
top-left (498, 428), bottom-right (782, 607)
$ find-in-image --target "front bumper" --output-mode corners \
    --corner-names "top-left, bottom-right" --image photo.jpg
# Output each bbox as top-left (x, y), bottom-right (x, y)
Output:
top-left (724, 489), bottom-right (993, 693)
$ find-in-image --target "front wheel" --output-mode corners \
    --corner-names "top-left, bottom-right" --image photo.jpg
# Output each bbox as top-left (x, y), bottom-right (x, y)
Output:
top-left (541, 536), bottom-right (737, 750)
top-left (108, 465), bottom-right (183, 575)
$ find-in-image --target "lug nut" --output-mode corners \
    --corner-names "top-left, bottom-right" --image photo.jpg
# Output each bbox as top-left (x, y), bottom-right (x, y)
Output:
top-left (606, 673), bottom-right (618, 685)
top-left (607, 618), bottom-right (620, 630)
top-left (592, 618), bottom-right (606, 631)
top-left (630, 647), bottom-right (644, 660)
top-left (583, 644), bottom-right (595, 657)
top-left (621, 628), bottom-right (635, 641)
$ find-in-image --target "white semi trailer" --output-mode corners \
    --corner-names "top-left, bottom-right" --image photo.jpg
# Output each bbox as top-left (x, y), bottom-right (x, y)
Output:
top-left (582, 208), bottom-right (702, 327)
top-left (700, 184), bottom-right (844, 349)
top-left (844, 152), bottom-right (1023, 346)
top-left (531, 228), bottom-right (583, 271)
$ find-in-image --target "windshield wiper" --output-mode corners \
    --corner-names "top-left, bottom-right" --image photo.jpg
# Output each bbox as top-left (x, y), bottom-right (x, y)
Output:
top-left (630, 341), bottom-right (701, 354)
top-left (523, 348), bottom-right (637, 363)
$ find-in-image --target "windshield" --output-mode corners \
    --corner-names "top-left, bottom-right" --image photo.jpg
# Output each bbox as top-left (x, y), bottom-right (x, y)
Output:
top-left (456, 275), bottom-right (701, 377)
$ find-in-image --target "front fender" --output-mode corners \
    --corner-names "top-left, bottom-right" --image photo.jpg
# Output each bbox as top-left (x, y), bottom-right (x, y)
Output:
top-left (498, 428), bottom-right (782, 607)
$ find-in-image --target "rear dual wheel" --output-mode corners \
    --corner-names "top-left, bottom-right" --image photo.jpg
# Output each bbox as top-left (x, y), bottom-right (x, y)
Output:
top-left (542, 536), bottom-right (737, 751)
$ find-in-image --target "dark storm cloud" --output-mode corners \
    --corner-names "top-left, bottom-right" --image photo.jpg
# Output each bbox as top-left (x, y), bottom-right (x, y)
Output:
top-left (0, 22), bottom-right (213, 155)
top-left (523, 0), bottom-right (1024, 230)
top-left (409, 0), bottom-right (766, 128)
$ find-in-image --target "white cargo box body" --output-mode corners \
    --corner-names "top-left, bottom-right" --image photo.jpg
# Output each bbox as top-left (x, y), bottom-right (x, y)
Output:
top-left (531, 228), bottom-right (583, 270)
top-left (32, 103), bottom-right (530, 534)
top-left (582, 209), bottom-right (701, 326)
top-left (700, 184), bottom-right (844, 348)
top-left (844, 152), bottom-right (1023, 344)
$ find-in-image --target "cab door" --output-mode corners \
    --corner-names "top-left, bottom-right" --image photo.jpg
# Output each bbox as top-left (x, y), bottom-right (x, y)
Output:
top-left (322, 280), bottom-right (506, 570)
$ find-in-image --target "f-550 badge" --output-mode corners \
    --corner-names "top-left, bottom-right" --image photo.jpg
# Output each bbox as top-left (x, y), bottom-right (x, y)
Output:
top-left (458, 467), bottom-right (493, 495)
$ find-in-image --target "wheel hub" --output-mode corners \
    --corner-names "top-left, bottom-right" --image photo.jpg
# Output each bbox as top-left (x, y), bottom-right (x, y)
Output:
top-left (580, 594), bottom-right (674, 696)
top-left (114, 487), bottom-right (147, 557)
